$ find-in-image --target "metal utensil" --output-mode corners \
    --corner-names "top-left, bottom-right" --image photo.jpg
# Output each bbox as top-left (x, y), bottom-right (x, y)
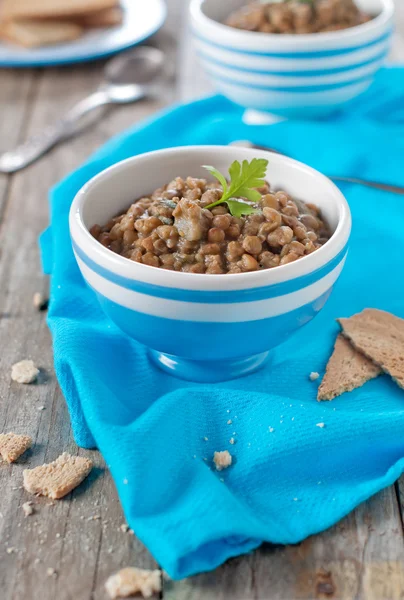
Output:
top-left (0, 46), bottom-right (166, 174)
top-left (230, 140), bottom-right (404, 196)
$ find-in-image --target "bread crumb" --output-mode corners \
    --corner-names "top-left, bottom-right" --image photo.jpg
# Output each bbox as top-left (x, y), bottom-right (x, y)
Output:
top-left (227, 420), bottom-right (232, 425)
top-left (213, 450), bottom-right (232, 471)
top-left (33, 292), bottom-right (49, 311)
top-left (37, 406), bottom-right (46, 411)
top-left (23, 453), bottom-right (93, 499)
top-left (46, 568), bottom-right (57, 577)
top-left (11, 360), bottom-right (39, 384)
top-left (229, 438), bottom-right (235, 445)
top-left (0, 433), bottom-right (32, 463)
top-left (269, 427), bottom-right (274, 433)
top-left (309, 372), bottom-right (320, 381)
top-left (105, 567), bottom-right (161, 599)
top-left (120, 524), bottom-right (129, 533)
top-left (6, 547), bottom-right (16, 554)
top-left (22, 502), bottom-right (34, 517)
top-left (316, 422), bottom-right (325, 428)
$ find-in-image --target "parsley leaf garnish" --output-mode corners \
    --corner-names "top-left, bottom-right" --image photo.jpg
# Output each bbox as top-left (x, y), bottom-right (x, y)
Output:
top-left (203, 158), bottom-right (268, 217)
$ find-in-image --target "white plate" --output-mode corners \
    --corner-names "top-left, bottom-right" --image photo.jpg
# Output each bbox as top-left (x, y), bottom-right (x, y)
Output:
top-left (0, 0), bottom-right (166, 67)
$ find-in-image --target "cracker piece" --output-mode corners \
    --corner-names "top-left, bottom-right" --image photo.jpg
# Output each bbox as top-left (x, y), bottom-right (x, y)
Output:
top-left (0, 433), bottom-right (32, 463)
top-left (105, 567), bottom-right (162, 599)
top-left (80, 6), bottom-right (123, 27)
top-left (0, 20), bottom-right (83, 48)
top-left (213, 450), bottom-right (232, 471)
top-left (11, 359), bottom-right (39, 384)
top-left (339, 309), bottom-right (404, 389)
top-left (318, 334), bottom-right (381, 401)
top-left (1, 0), bottom-right (119, 20)
top-left (23, 453), bottom-right (93, 499)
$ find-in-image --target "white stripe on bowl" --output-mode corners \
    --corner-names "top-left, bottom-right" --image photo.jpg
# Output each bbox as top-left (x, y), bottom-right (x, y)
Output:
top-left (199, 55), bottom-right (385, 86)
top-left (76, 254), bottom-right (346, 323)
top-left (194, 36), bottom-right (391, 72)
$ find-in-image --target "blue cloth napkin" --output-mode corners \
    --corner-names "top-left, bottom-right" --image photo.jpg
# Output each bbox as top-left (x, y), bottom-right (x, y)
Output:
top-left (41, 67), bottom-right (404, 579)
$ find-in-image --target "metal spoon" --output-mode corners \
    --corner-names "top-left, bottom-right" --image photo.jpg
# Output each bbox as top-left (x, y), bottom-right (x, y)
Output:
top-left (0, 46), bottom-right (166, 174)
top-left (230, 140), bottom-right (404, 196)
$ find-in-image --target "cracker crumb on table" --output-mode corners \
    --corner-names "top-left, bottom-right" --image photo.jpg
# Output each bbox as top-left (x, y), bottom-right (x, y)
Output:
top-left (213, 450), bottom-right (232, 471)
top-left (11, 359), bottom-right (39, 384)
top-left (309, 371), bottom-right (320, 381)
top-left (22, 502), bottom-right (34, 517)
top-left (0, 433), bottom-right (32, 463)
top-left (33, 292), bottom-right (49, 311)
top-left (105, 567), bottom-right (162, 599)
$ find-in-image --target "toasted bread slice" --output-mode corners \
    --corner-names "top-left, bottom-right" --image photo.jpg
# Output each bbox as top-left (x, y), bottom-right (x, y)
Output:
top-left (339, 308), bottom-right (404, 390)
top-left (1, 0), bottom-right (118, 21)
top-left (79, 6), bottom-right (123, 28)
top-left (0, 20), bottom-right (83, 48)
top-left (318, 334), bottom-right (381, 401)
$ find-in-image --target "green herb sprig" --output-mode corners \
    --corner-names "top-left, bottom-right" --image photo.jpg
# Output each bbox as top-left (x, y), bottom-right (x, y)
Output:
top-left (203, 158), bottom-right (269, 218)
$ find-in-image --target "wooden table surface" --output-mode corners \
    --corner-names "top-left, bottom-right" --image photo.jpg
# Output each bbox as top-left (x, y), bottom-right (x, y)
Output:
top-left (0, 2), bottom-right (404, 599)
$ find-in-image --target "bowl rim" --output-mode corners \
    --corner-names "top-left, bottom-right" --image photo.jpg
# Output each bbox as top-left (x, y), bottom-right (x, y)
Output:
top-left (69, 145), bottom-right (351, 292)
top-left (189, 0), bottom-right (394, 45)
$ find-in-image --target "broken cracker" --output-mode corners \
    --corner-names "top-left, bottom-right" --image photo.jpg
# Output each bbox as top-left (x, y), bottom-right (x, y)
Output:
top-left (339, 309), bottom-right (404, 389)
top-left (213, 450), bottom-right (232, 471)
top-left (79, 6), bottom-right (123, 27)
top-left (0, 433), bottom-right (32, 463)
top-left (11, 359), bottom-right (39, 384)
top-left (318, 334), bottom-right (381, 401)
top-left (105, 567), bottom-right (162, 599)
top-left (23, 453), bottom-right (93, 499)
top-left (0, 0), bottom-right (119, 20)
top-left (0, 20), bottom-right (83, 48)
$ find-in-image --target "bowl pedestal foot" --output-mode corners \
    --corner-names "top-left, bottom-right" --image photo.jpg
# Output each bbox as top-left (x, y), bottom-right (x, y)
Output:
top-left (148, 350), bottom-right (270, 383)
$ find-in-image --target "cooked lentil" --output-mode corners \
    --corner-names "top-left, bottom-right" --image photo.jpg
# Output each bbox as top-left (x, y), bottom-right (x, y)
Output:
top-left (226, 0), bottom-right (372, 34)
top-left (91, 176), bottom-right (331, 275)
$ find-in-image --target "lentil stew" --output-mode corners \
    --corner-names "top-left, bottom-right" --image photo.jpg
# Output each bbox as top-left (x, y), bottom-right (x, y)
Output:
top-left (90, 175), bottom-right (331, 275)
top-left (226, 0), bottom-right (373, 34)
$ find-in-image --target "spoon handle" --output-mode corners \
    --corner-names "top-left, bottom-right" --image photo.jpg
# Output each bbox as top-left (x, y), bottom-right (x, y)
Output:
top-left (0, 90), bottom-right (109, 174)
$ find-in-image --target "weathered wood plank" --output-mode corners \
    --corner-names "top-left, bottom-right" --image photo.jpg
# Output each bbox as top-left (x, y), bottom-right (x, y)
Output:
top-left (0, 70), bottom-right (37, 216)
top-left (0, 14), bottom-right (181, 600)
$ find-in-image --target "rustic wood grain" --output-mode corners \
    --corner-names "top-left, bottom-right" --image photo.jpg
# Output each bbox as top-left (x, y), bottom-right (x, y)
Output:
top-left (0, 0), bottom-right (403, 599)
top-left (0, 7), bottom-right (182, 599)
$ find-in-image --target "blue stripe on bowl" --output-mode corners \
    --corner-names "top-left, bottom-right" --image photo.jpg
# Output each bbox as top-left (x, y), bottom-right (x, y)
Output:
top-left (94, 286), bottom-right (333, 360)
top-left (72, 239), bottom-right (348, 304)
top-left (202, 66), bottom-right (375, 92)
top-left (192, 28), bottom-right (392, 59)
top-left (196, 48), bottom-right (388, 77)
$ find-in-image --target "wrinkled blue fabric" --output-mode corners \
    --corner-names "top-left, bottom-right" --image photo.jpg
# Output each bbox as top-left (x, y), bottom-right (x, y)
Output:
top-left (41, 67), bottom-right (404, 579)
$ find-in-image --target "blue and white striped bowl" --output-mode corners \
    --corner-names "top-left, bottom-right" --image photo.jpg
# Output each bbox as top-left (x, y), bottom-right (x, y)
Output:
top-left (190, 0), bottom-right (394, 118)
top-left (69, 146), bottom-right (351, 382)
